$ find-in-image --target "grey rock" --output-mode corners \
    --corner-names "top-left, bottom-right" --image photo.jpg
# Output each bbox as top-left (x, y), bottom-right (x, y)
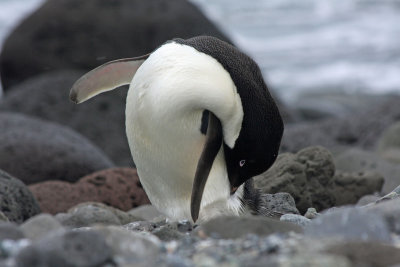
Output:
top-left (335, 148), bottom-right (400, 194)
top-left (365, 198), bottom-right (400, 234)
top-left (15, 230), bottom-right (112, 267)
top-left (0, 0), bottom-right (231, 89)
top-left (356, 194), bottom-right (380, 206)
top-left (304, 208), bottom-right (319, 219)
top-left (152, 225), bottom-right (186, 241)
top-left (280, 214), bottom-right (311, 227)
top-left (0, 169), bottom-right (40, 223)
top-left (376, 121), bottom-right (400, 163)
top-left (92, 225), bottom-right (161, 262)
top-left (0, 211), bottom-right (8, 222)
top-left (254, 146), bottom-right (336, 213)
top-left (375, 185), bottom-right (400, 203)
top-left (331, 170), bottom-right (383, 206)
top-left (281, 96), bottom-right (400, 153)
top-left (259, 253), bottom-right (351, 267)
top-left (325, 241), bottom-right (400, 267)
top-left (194, 215), bottom-right (302, 239)
top-left (0, 71), bottom-right (132, 166)
top-left (304, 206), bottom-right (392, 242)
top-left (257, 192), bottom-right (299, 217)
top-left (0, 112), bottom-right (113, 185)
top-left (56, 203), bottom-right (122, 228)
top-left (68, 202), bottom-right (142, 225)
top-left (21, 214), bottom-right (64, 240)
top-left (292, 92), bottom-right (393, 122)
top-left (123, 221), bottom-right (157, 232)
top-left (128, 204), bottom-right (165, 221)
top-left (0, 223), bottom-right (25, 241)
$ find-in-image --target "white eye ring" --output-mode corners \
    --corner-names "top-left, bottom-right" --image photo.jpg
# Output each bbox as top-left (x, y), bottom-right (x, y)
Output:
top-left (239, 160), bottom-right (246, 167)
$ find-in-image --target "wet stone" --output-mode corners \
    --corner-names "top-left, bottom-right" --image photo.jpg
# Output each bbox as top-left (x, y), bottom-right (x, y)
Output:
top-left (14, 230), bottom-right (112, 267)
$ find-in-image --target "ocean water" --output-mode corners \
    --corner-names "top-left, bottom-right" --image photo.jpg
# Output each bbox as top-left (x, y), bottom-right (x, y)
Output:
top-left (1, 0), bottom-right (400, 102)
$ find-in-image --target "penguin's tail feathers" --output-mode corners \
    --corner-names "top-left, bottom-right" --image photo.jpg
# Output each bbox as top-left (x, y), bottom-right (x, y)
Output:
top-left (69, 54), bottom-right (150, 104)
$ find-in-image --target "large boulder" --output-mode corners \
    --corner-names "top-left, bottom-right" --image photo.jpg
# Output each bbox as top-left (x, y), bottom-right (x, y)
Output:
top-left (0, 112), bottom-right (113, 185)
top-left (0, 0), bottom-right (231, 89)
top-left (29, 168), bottom-right (150, 214)
top-left (0, 71), bottom-right (132, 166)
top-left (254, 146), bottom-right (383, 213)
top-left (335, 148), bottom-right (400, 194)
top-left (0, 169), bottom-right (41, 223)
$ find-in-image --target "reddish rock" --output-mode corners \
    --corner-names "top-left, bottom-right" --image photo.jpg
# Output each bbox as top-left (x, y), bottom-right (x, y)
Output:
top-left (28, 168), bottom-right (150, 214)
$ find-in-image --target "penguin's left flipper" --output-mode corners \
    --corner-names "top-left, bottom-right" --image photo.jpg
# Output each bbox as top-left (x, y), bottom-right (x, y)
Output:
top-left (69, 54), bottom-right (150, 104)
top-left (191, 112), bottom-right (223, 222)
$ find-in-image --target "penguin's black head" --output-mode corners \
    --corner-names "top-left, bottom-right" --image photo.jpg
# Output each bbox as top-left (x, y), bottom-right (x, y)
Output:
top-left (176, 36), bottom-right (284, 191)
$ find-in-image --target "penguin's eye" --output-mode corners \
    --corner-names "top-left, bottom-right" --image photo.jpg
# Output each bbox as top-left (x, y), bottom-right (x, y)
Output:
top-left (239, 160), bottom-right (246, 167)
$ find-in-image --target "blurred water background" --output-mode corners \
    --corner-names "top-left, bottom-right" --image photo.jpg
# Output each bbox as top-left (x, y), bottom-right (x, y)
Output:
top-left (0, 0), bottom-right (399, 103)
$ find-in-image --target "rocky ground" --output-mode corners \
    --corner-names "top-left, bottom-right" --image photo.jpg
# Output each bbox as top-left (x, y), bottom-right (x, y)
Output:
top-left (1, 0), bottom-right (400, 266)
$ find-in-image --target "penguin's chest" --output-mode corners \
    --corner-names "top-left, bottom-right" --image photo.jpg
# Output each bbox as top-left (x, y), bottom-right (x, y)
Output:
top-left (125, 84), bottom-right (231, 220)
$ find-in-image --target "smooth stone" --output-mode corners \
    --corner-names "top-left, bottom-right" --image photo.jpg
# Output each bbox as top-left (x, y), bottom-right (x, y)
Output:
top-left (55, 203), bottom-right (122, 228)
top-left (335, 148), bottom-right (400, 194)
top-left (304, 206), bottom-right (392, 242)
top-left (0, 223), bottom-right (25, 241)
top-left (356, 194), bottom-right (380, 206)
top-left (281, 96), bottom-right (400, 153)
top-left (332, 170), bottom-right (383, 206)
top-left (365, 198), bottom-right (400, 234)
top-left (292, 92), bottom-right (393, 122)
top-left (194, 215), bottom-right (302, 239)
top-left (15, 230), bottom-right (112, 267)
top-left (262, 253), bottom-right (351, 267)
top-left (20, 214), bottom-right (64, 240)
top-left (325, 241), bottom-right (400, 267)
top-left (92, 225), bottom-right (160, 262)
top-left (128, 205), bottom-right (165, 221)
top-left (376, 121), bottom-right (400, 163)
top-left (29, 168), bottom-right (150, 214)
top-left (0, 169), bottom-right (40, 223)
top-left (304, 208), bottom-right (319, 219)
top-left (0, 112), bottom-right (113, 185)
top-left (69, 202), bottom-right (142, 225)
top-left (0, 71), bottom-right (132, 166)
top-left (280, 214), bottom-right (311, 227)
top-left (152, 225), bottom-right (186, 241)
top-left (0, 0), bottom-right (231, 89)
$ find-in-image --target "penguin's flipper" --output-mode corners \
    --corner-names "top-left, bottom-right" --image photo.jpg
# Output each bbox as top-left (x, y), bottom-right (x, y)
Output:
top-left (191, 112), bottom-right (223, 222)
top-left (70, 54), bottom-right (150, 104)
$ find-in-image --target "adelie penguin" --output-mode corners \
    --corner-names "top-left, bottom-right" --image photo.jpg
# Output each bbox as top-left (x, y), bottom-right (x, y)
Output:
top-left (70, 36), bottom-right (284, 223)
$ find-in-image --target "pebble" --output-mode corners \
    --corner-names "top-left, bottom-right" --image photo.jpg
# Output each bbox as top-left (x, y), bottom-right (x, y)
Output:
top-left (304, 208), bottom-right (319, 219)
top-left (20, 214), bottom-right (64, 240)
top-left (280, 214), bottom-right (311, 227)
top-left (194, 216), bottom-right (302, 239)
top-left (0, 223), bottom-right (25, 241)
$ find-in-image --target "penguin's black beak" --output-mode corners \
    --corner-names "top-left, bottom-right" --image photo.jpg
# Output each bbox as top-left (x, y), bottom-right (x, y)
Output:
top-left (190, 112), bottom-right (223, 222)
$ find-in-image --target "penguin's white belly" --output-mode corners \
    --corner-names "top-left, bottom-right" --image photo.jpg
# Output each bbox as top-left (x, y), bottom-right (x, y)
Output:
top-left (126, 87), bottom-right (232, 221)
top-left (125, 42), bottom-right (245, 222)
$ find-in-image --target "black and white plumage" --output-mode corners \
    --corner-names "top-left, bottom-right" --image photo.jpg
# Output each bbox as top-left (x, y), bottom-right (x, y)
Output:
top-left (70, 36), bottom-right (283, 223)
